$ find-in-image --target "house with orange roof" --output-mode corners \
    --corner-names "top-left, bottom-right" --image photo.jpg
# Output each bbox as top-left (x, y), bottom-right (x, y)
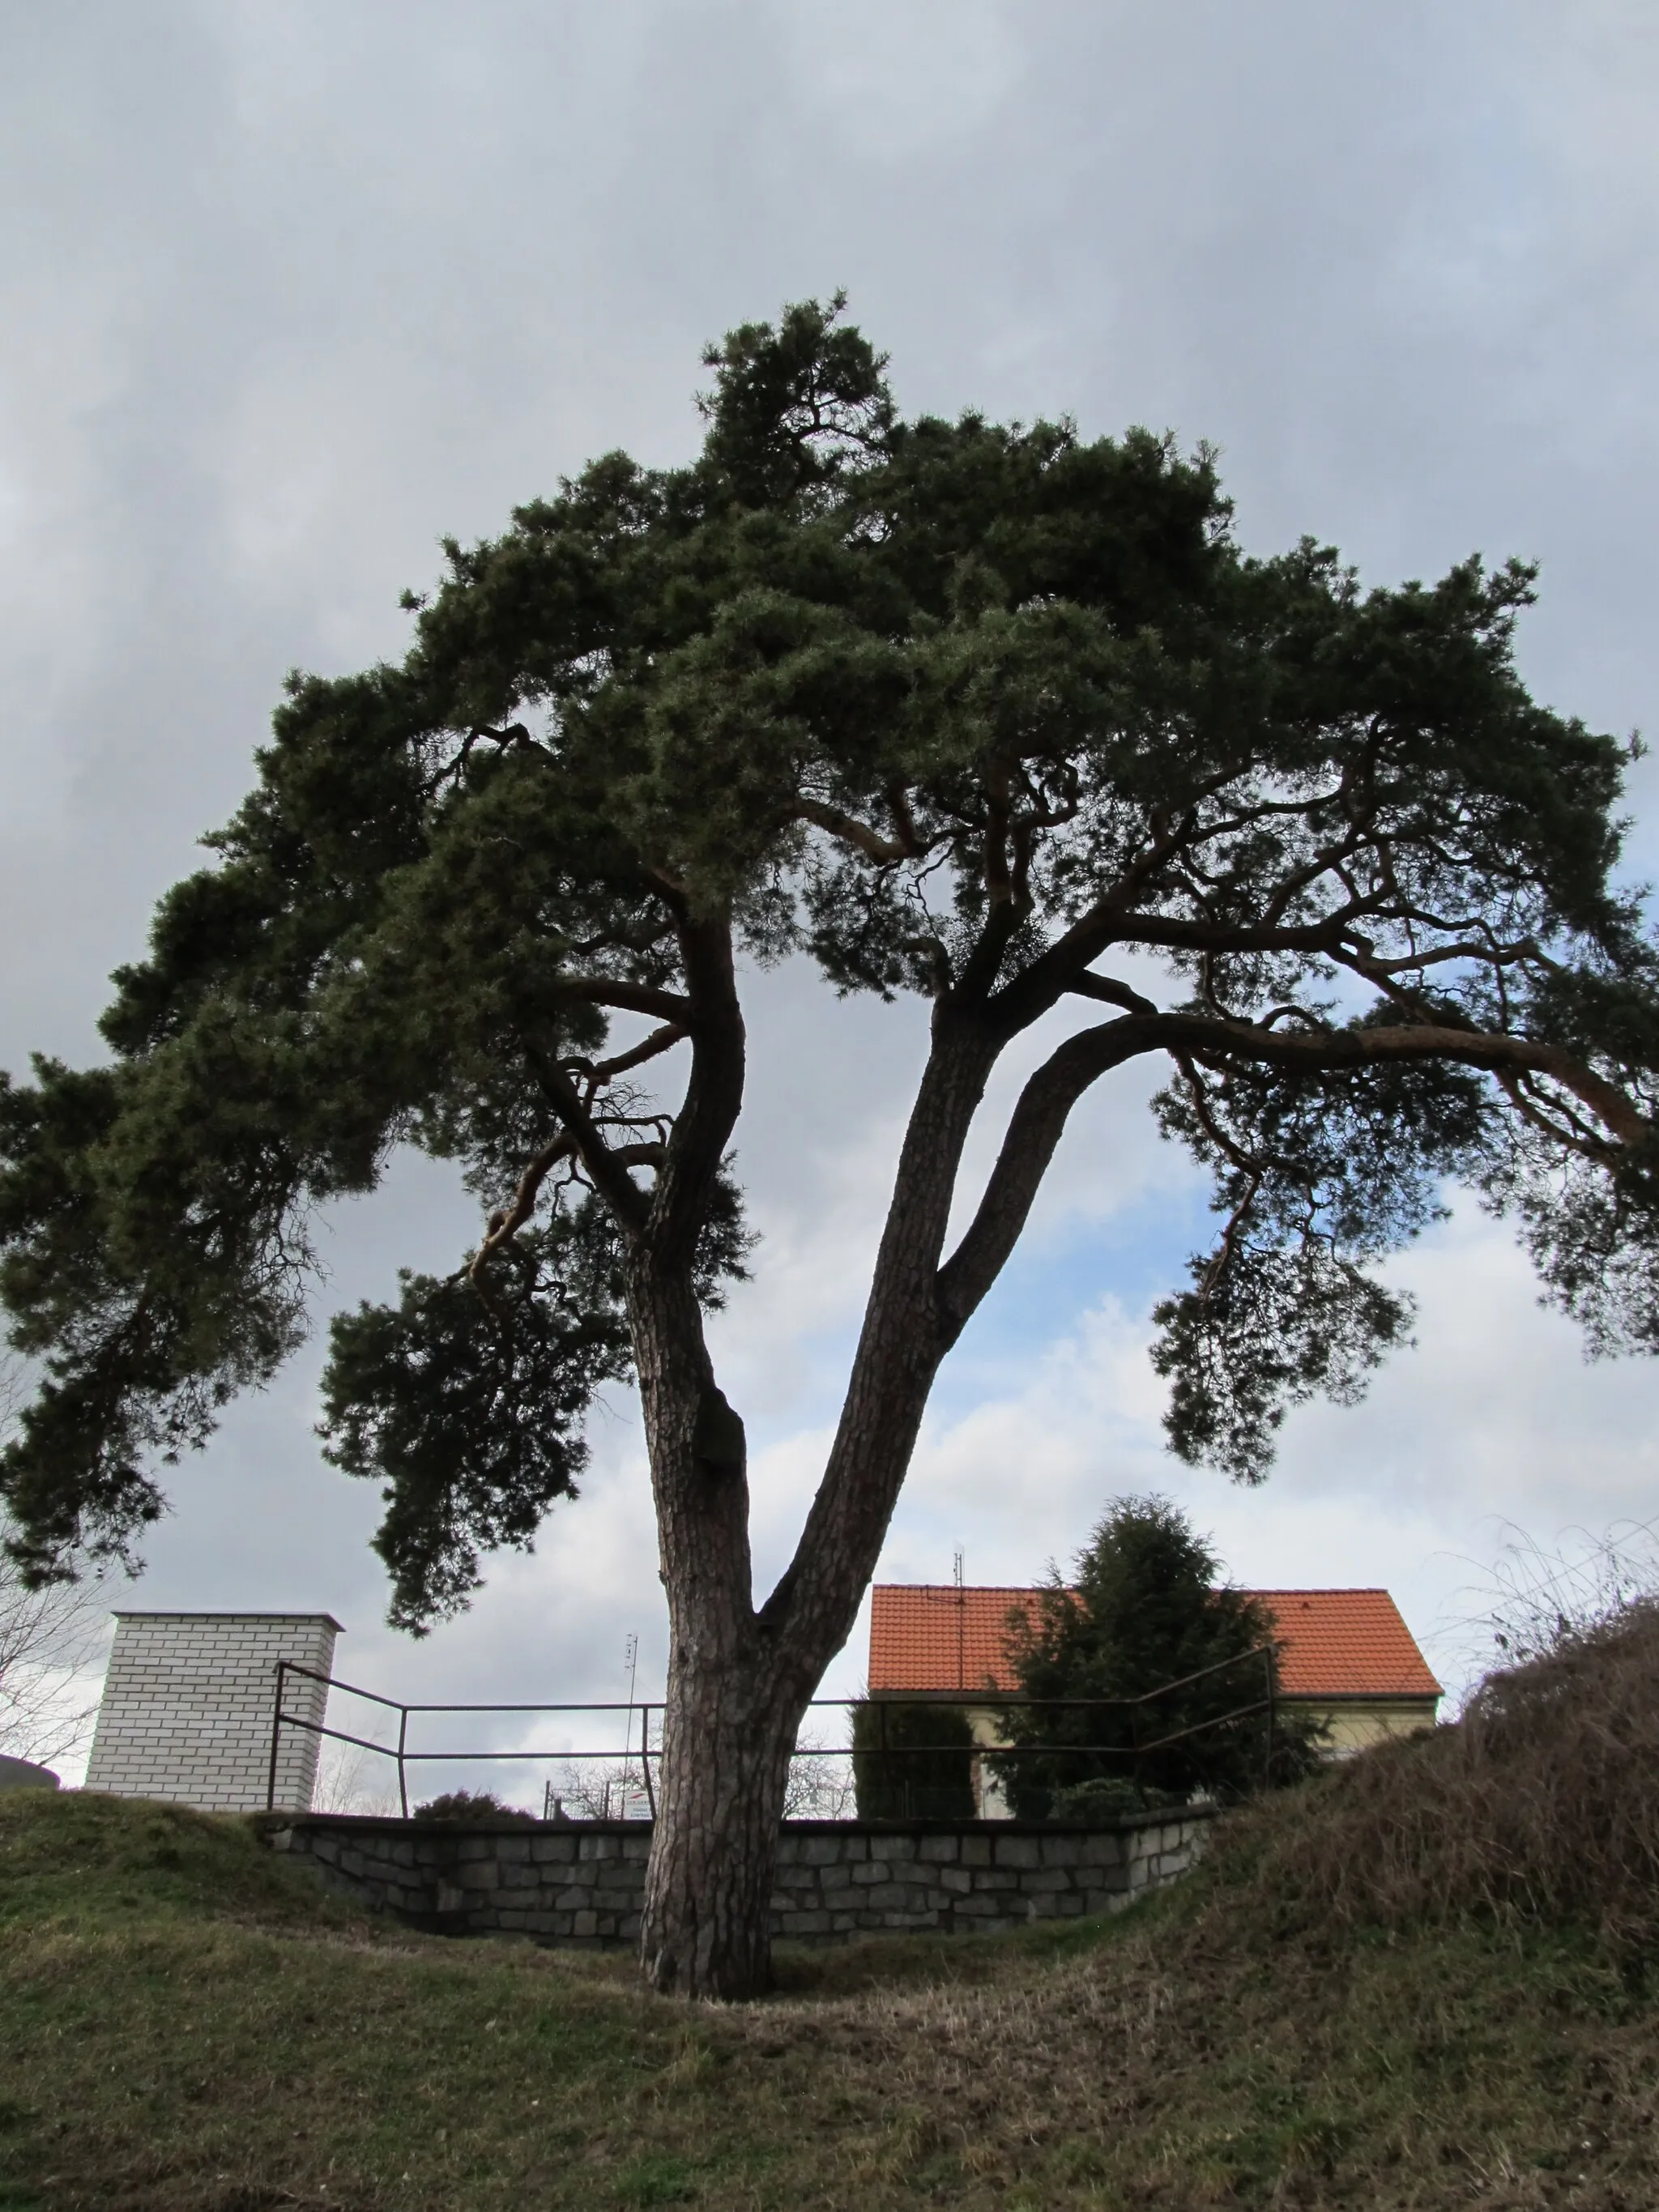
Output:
top-left (868, 1583), bottom-right (1442, 1793)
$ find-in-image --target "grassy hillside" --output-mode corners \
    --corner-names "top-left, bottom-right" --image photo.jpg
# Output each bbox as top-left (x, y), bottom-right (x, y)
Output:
top-left (6, 1616), bottom-right (1659, 2209)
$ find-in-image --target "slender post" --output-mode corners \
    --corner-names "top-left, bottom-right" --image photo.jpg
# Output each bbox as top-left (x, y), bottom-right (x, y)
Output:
top-left (265, 1658), bottom-right (287, 1814)
top-left (640, 1703), bottom-right (656, 1821)
top-left (396, 1703), bottom-right (410, 1821)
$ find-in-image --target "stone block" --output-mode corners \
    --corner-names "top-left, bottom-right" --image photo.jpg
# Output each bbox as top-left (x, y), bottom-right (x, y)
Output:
top-left (868, 1834), bottom-right (918, 1863)
top-left (879, 1911), bottom-right (936, 1931)
top-left (573, 1909), bottom-right (599, 1937)
top-left (621, 1833), bottom-right (652, 1861)
top-left (1078, 1831), bottom-right (1128, 1866)
top-left (495, 1835), bottom-right (531, 1864)
top-left (1039, 1835), bottom-right (1085, 1869)
top-left (578, 1833), bottom-right (618, 1861)
top-left (555, 1886), bottom-right (593, 1912)
top-left (918, 1833), bottom-right (958, 1864)
top-left (951, 1891), bottom-right (1005, 1917)
top-left (779, 1910), bottom-right (832, 1936)
top-left (850, 1861), bottom-right (886, 1886)
top-left (1017, 1868), bottom-right (1072, 1894)
top-left (795, 1835), bottom-right (847, 1867)
top-left (939, 1866), bottom-right (973, 1895)
top-left (993, 1834), bottom-right (1040, 1869)
top-left (531, 1835), bottom-right (578, 1865)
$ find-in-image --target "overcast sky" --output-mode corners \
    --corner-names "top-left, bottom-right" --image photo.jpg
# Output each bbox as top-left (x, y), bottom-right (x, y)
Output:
top-left (6, 2), bottom-right (1659, 1790)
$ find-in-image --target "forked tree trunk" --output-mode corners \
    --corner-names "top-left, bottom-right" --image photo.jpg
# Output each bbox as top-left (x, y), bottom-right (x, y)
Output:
top-left (626, 1262), bottom-right (818, 1997)
top-left (629, 1017), bottom-right (1000, 1999)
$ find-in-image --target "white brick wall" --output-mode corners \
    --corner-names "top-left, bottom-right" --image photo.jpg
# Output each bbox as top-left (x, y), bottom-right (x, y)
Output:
top-left (84, 1613), bottom-right (341, 1813)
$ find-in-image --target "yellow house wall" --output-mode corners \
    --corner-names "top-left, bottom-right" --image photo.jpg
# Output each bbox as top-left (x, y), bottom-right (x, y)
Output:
top-left (951, 1695), bottom-right (1439, 1780)
top-left (1305, 1699), bottom-right (1439, 1754)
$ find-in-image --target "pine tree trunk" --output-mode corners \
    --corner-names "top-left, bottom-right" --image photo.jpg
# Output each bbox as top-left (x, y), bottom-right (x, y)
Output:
top-left (638, 1638), bottom-right (806, 1998)
top-left (629, 1011), bottom-right (1000, 1998)
top-left (625, 1257), bottom-right (812, 1997)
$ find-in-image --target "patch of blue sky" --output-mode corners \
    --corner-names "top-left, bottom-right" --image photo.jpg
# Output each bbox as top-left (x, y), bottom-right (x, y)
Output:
top-left (928, 1176), bottom-right (1216, 1428)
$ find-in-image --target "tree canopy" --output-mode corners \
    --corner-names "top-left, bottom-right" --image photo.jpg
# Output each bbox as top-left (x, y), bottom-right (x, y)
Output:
top-left (2, 292), bottom-right (1657, 1635)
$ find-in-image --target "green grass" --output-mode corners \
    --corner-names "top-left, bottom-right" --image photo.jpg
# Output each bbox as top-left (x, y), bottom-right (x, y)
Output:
top-left (2, 1788), bottom-right (1657, 2209)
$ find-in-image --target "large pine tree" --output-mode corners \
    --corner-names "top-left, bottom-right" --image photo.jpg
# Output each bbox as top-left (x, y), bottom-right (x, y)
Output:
top-left (6, 300), bottom-right (1659, 1994)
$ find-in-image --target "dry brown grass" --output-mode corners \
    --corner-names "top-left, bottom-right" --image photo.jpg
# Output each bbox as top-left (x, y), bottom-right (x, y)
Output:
top-left (1203, 1600), bottom-right (1659, 1955)
top-left (9, 1629), bottom-right (1659, 2212)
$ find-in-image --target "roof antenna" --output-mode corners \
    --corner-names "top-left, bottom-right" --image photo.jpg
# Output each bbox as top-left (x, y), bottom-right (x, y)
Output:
top-left (953, 1547), bottom-right (966, 1690)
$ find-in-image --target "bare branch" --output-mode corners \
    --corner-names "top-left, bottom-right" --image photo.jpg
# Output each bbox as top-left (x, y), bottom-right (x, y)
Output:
top-left (1066, 972), bottom-right (1159, 1016)
top-left (523, 1048), bottom-right (653, 1230)
top-left (549, 978), bottom-right (696, 1025)
top-left (467, 1133), bottom-right (579, 1319)
top-left (565, 1023), bottom-right (689, 1089)
top-left (795, 799), bottom-right (908, 864)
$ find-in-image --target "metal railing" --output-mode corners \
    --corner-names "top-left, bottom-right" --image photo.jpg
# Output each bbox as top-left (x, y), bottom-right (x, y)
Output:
top-left (266, 1640), bottom-right (1278, 1818)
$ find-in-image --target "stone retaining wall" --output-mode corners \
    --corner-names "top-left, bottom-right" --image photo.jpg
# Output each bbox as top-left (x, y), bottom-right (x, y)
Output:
top-left (262, 1808), bottom-right (1214, 1948)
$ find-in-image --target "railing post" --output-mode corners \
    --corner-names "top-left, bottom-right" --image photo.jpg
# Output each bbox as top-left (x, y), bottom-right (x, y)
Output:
top-left (266, 1658), bottom-right (287, 1813)
top-left (640, 1702), bottom-right (656, 1822)
top-left (396, 1703), bottom-right (410, 1821)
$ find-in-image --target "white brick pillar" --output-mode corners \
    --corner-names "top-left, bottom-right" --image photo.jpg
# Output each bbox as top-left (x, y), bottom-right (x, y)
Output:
top-left (84, 1613), bottom-right (342, 1813)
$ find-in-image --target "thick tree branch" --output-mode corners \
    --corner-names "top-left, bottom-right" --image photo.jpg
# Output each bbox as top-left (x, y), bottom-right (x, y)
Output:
top-left (795, 799), bottom-right (908, 863)
top-left (646, 914), bottom-right (746, 1271)
top-left (565, 1023), bottom-right (689, 1089)
top-left (523, 1049), bottom-right (652, 1230)
top-left (473, 1133), bottom-right (578, 1269)
top-left (1066, 972), bottom-right (1159, 1016)
top-left (549, 977), bottom-right (696, 1025)
top-left (937, 1008), bottom-right (1653, 1340)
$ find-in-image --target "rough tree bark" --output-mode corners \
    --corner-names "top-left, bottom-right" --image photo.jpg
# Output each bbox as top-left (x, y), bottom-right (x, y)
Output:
top-left (633, 993), bottom-right (1000, 1997)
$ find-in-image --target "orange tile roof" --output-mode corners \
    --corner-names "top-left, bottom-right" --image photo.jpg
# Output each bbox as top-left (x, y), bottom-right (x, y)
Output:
top-left (868, 1584), bottom-right (1441, 1703)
